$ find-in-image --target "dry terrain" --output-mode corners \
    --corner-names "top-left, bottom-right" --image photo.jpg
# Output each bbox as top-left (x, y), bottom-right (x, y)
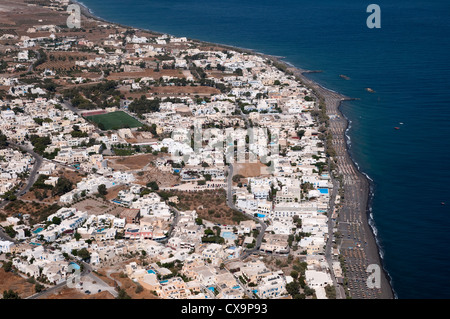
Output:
top-left (0, 200), bottom-right (61, 224)
top-left (107, 69), bottom-right (185, 80)
top-left (107, 153), bottom-right (156, 171)
top-left (0, 268), bottom-right (35, 299)
top-left (233, 161), bottom-right (271, 179)
top-left (35, 51), bottom-right (98, 71)
top-left (148, 85), bottom-right (220, 96)
top-left (168, 189), bottom-right (249, 225)
top-left (46, 287), bottom-right (115, 299)
top-left (71, 197), bottom-right (125, 217)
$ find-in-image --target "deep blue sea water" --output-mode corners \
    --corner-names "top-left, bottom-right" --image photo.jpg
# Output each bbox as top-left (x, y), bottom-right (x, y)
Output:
top-left (78, 0), bottom-right (450, 298)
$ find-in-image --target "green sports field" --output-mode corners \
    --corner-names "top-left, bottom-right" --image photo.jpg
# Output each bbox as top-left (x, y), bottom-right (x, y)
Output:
top-left (86, 111), bottom-right (143, 130)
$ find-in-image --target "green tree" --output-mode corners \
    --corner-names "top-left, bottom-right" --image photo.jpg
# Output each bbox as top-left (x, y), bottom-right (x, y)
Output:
top-left (2, 261), bottom-right (13, 272)
top-left (146, 181), bottom-right (159, 191)
top-left (97, 184), bottom-right (108, 196)
top-left (77, 248), bottom-right (90, 261)
top-left (116, 288), bottom-right (131, 299)
top-left (35, 283), bottom-right (45, 293)
top-left (3, 289), bottom-right (21, 299)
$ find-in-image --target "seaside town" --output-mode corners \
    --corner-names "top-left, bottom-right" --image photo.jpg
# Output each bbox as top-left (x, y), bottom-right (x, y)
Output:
top-left (0, 0), bottom-right (388, 300)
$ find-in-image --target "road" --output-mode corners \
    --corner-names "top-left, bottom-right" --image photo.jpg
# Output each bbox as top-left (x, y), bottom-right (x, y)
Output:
top-left (10, 142), bottom-right (43, 197)
top-left (27, 50), bottom-right (40, 73)
top-left (0, 141), bottom-right (43, 212)
top-left (323, 173), bottom-right (345, 299)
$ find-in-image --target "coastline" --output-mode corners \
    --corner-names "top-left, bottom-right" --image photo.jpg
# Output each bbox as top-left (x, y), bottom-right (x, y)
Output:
top-left (72, 0), bottom-right (393, 298)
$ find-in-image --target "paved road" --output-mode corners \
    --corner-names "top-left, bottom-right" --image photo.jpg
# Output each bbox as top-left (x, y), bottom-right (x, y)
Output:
top-left (27, 50), bottom-right (40, 73)
top-left (0, 141), bottom-right (43, 211)
top-left (324, 173), bottom-right (345, 299)
top-left (10, 142), bottom-right (43, 197)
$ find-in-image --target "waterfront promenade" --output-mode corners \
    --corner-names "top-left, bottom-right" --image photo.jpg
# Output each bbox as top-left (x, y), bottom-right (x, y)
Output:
top-left (287, 66), bottom-right (394, 299)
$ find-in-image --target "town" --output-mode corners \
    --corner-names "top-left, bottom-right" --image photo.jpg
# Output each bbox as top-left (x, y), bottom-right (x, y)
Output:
top-left (0, 0), bottom-right (349, 300)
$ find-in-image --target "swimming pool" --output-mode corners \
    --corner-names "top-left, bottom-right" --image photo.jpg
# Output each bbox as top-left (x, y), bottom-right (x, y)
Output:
top-left (32, 227), bottom-right (43, 234)
top-left (318, 188), bottom-right (329, 194)
top-left (221, 231), bottom-right (237, 240)
top-left (147, 270), bottom-right (156, 274)
top-left (69, 262), bottom-right (80, 270)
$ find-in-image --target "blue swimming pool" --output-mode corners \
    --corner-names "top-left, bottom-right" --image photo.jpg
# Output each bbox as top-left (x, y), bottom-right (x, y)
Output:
top-left (147, 270), bottom-right (156, 274)
top-left (221, 231), bottom-right (237, 240)
top-left (318, 188), bottom-right (329, 194)
top-left (32, 227), bottom-right (43, 234)
top-left (69, 262), bottom-right (80, 270)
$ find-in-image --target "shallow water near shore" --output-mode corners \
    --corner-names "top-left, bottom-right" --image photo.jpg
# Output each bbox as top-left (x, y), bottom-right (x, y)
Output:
top-left (78, 0), bottom-right (450, 298)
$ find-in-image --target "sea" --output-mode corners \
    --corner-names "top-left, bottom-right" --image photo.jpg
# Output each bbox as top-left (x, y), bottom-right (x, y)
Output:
top-left (77, 0), bottom-right (450, 298)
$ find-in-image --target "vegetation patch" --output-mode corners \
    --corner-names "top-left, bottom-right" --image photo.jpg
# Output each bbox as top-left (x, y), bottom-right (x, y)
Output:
top-left (86, 111), bottom-right (143, 130)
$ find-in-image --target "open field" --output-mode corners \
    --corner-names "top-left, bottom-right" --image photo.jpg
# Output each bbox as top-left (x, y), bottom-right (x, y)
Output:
top-left (46, 287), bottom-right (115, 299)
top-left (0, 268), bottom-right (35, 299)
top-left (164, 189), bottom-right (249, 225)
top-left (96, 262), bottom-right (160, 299)
top-left (107, 69), bottom-right (185, 80)
top-left (71, 197), bottom-right (125, 217)
top-left (1, 200), bottom-right (61, 224)
top-left (86, 111), bottom-right (143, 130)
top-left (134, 166), bottom-right (180, 189)
top-left (107, 153), bottom-right (156, 171)
top-left (35, 51), bottom-right (98, 71)
top-left (233, 161), bottom-right (270, 178)
top-left (148, 85), bottom-right (220, 96)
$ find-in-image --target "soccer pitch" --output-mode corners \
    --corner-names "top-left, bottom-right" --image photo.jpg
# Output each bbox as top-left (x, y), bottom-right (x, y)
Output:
top-left (86, 111), bottom-right (143, 130)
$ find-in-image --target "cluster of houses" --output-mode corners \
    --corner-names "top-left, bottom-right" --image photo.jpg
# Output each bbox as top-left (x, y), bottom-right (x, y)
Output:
top-left (0, 148), bottom-right (33, 195)
top-left (0, 10), bottom-right (345, 299)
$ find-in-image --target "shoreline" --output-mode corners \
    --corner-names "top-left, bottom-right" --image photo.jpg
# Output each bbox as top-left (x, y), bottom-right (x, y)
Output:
top-left (337, 98), bottom-right (396, 299)
top-left (72, 0), bottom-right (394, 298)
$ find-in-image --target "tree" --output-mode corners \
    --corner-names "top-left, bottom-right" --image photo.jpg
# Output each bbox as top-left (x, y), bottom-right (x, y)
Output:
top-left (74, 231), bottom-right (81, 241)
top-left (77, 248), bottom-right (90, 261)
top-left (97, 184), bottom-right (107, 196)
top-left (286, 281), bottom-right (300, 297)
top-left (3, 289), bottom-right (21, 299)
top-left (146, 181), bottom-right (159, 191)
top-left (304, 286), bottom-right (316, 297)
top-left (52, 177), bottom-right (73, 197)
top-left (0, 130), bottom-right (8, 149)
top-left (325, 285), bottom-right (336, 299)
top-left (116, 288), bottom-right (131, 299)
top-left (2, 261), bottom-right (13, 272)
top-left (290, 270), bottom-right (299, 281)
top-left (52, 216), bottom-right (62, 225)
top-left (296, 129), bottom-right (305, 139)
top-left (135, 284), bottom-right (143, 294)
top-left (35, 283), bottom-right (45, 293)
